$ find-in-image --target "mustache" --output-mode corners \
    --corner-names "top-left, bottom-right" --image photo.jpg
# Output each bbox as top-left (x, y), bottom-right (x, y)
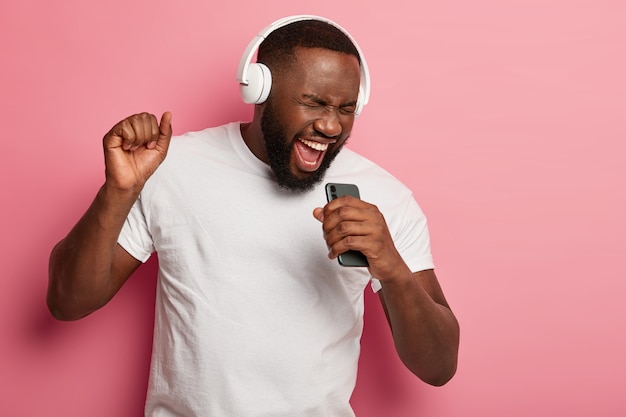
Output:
top-left (297, 132), bottom-right (350, 142)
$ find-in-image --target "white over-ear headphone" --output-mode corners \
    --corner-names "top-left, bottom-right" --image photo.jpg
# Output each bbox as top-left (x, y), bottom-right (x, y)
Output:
top-left (236, 15), bottom-right (371, 116)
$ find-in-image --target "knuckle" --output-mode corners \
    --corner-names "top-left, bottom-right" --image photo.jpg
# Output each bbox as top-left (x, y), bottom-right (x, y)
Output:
top-left (335, 206), bottom-right (351, 219)
top-left (336, 221), bottom-right (351, 235)
top-left (343, 235), bottom-right (357, 249)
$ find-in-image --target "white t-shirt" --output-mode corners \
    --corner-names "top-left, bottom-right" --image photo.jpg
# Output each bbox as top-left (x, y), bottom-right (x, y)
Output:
top-left (118, 122), bottom-right (434, 417)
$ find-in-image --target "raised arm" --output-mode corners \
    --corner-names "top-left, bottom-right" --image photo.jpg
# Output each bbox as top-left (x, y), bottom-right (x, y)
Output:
top-left (47, 112), bottom-right (172, 321)
top-left (313, 196), bottom-right (459, 386)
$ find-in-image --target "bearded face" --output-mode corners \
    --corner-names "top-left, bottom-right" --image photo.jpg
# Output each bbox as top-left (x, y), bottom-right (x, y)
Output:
top-left (260, 98), bottom-right (345, 192)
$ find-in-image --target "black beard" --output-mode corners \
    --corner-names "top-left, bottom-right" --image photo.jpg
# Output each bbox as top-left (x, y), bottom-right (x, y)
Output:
top-left (261, 99), bottom-right (343, 192)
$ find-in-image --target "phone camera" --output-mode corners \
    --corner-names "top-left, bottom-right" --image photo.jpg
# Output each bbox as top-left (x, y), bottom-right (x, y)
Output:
top-left (330, 185), bottom-right (337, 192)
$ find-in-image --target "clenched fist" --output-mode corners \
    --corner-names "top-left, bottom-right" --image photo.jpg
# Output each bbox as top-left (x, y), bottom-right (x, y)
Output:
top-left (103, 112), bottom-right (172, 192)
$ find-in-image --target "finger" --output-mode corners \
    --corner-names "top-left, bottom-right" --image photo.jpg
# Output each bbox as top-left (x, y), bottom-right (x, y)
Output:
top-left (159, 111), bottom-right (173, 137)
top-left (121, 113), bottom-right (154, 150)
top-left (328, 235), bottom-right (369, 260)
top-left (321, 203), bottom-right (367, 234)
top-left (126, 114), bottom-right (144, 150)
top-left (324, 194), bottom-right (361, 211)
top-left (322, 196), bottom-right (371, 226)
top-left (324, 219), bottom-right (368, 248)
top-left (312, 207), bottom-right (324, 222)
top-left (153, 111), bottom-right (173, 152)
top-left (105, 119), bottom-right (136, 151)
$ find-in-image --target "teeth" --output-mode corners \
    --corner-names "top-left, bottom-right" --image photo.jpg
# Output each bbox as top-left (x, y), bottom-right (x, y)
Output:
top-left (300, 138), bottom-right (328, 151)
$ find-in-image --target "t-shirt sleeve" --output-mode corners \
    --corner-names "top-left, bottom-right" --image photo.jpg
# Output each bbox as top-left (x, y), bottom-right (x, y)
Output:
top-left (117, 195), bottom-right (154, 263)
top-left (370, 194), bottom-right (434, 293)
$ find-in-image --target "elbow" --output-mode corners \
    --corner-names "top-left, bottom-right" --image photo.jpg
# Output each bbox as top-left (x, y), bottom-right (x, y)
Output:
top-left (47, 303), bottom-right (79, 322)
top-left (419, 360), bottom-right (458, 387)
top-left (401, 347), bottom-right (459, 387)
top-left (47, 302), bottom-right (72, 321)
top-left (46, 291), bottom-right (92, 321)
top-left (419, 317), bottom-right (460, 386)
top-left (46, 274), bottom-right (99, 321)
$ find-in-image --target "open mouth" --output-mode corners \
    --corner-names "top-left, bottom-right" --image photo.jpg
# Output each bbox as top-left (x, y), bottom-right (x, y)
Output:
top-left (293, 138), bottom-right (330, 172)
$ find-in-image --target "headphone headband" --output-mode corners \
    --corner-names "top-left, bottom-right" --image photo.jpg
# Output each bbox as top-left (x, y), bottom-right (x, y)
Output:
top-left (237, 15), bottom-right (370, 115)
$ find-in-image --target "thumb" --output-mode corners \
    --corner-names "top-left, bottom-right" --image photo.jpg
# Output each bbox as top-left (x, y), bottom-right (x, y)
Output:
top-left (312, 207), bottom-right (324, 222)
top-left (156, 111), bottom-right (173, 150)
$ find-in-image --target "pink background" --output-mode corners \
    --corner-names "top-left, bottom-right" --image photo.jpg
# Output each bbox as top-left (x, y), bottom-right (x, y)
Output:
top-left (1, 0), bottom-right (625, 415)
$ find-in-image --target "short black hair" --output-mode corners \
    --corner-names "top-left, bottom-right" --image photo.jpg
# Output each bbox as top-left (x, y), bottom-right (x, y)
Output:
top-left (257, 19), bottom-right (361, 75)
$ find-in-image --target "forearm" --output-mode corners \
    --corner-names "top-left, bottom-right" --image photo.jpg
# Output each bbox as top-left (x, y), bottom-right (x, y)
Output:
top-left (379, 269), bottom-right (460, 386)
top-left (47, 183), bottom-right (139, 320)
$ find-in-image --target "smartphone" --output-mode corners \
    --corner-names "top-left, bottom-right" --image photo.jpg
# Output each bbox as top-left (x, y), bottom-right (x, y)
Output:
top-left (324, 183), bottom-right (369, 267)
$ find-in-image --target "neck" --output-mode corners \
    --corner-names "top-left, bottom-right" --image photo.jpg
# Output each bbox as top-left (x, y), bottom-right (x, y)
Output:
top-left (240, 113), bottom-right (268, 164)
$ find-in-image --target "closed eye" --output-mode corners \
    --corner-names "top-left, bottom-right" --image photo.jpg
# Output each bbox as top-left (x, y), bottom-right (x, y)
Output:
top-left (300, 94), bottom-right (357, 115)
top-left (300, 95), bottom-right (327, 108)
top-left (339, 105), bottom-right (356, 115)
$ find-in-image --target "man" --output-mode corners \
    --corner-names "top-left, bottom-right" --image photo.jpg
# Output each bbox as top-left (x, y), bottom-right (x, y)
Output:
top-left (48, 16), bottom-right (459, 417)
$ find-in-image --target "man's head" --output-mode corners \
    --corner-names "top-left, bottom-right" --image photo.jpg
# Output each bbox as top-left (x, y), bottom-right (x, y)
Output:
top-left (256, 19), bottom-right (361, 84)
top-left (243, 18), bottom-right (365, 192)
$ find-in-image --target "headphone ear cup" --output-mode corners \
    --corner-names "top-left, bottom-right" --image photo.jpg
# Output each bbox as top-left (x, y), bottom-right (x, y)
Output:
top-left (240, 63), bottom-right (272, 104)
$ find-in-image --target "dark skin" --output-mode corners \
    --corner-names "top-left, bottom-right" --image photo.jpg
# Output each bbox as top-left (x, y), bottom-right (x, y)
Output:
top-left (245, 47), bottom-right (458, 385)
top-left (240, 47), bottom-right (359, 177)
top-left (47, 112), bottom-right (172, 320)
top-left (48, 46), bottom-right (459, 386)
top-left (314, 198), bottom-right (459, 385)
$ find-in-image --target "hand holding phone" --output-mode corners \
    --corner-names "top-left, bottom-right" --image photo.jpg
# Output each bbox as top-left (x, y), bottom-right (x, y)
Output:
top-left (324, 183), bottom-right (369, 267)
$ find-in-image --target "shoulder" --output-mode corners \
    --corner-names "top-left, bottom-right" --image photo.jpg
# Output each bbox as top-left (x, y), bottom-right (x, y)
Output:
top-left (167, 122), bottom-right (239, 154)
top-left (140, 122), bottom-right (242, 193)
top-left (328, 147), bottom-right (414, 201)
top-left (156, 122), bottom-right (241, 169)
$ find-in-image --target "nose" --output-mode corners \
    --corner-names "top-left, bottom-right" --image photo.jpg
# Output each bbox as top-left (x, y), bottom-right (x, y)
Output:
top-left (313, 109), bottom-right (342, 138)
